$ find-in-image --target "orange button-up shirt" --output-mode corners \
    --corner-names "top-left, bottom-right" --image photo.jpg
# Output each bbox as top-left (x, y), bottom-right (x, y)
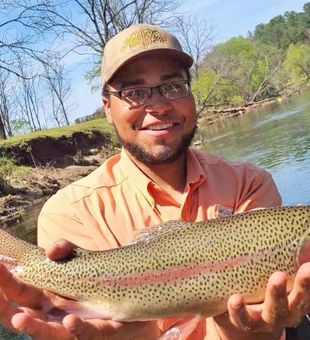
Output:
top-left (37, 148), bottom-right (282, 339)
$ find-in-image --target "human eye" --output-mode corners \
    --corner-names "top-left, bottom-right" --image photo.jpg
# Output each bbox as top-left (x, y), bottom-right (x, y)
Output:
top-left (161, 81), bottom-right (188, 98)
top-left (121, 88), bottom-right (148, 105)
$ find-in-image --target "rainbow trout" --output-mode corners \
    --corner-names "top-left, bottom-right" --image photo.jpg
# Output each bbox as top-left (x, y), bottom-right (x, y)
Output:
top-left (0, 206), bottom-right (310, 321)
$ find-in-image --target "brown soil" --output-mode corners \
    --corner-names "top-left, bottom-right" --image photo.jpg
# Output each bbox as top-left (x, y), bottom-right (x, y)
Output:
top-left (1, 130), bottom-right (116, 168)
top-left (0, 146), bottom-right (118, 229)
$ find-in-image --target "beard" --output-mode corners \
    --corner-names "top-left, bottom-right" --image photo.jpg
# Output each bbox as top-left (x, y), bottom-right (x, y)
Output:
top-left (114, 124), bottom-right (197, 165)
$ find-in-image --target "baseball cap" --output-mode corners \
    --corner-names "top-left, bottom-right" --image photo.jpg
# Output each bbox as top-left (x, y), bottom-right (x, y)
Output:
top-left (101, 23), bottom-right (193, 85)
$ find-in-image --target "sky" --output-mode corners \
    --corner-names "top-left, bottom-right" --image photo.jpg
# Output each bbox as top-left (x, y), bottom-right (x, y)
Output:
top-left (69, 0), bottom-right (307, 122)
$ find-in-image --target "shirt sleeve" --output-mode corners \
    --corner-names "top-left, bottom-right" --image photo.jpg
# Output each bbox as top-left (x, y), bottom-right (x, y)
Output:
top-left (234, 163), bottom-right (282, 213)
top-left (37, 189), bottom-right (99, 250)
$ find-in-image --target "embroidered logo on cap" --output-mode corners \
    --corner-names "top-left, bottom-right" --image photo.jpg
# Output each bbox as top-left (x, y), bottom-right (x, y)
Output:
top-left (121, 29), bottom-right (167, 51)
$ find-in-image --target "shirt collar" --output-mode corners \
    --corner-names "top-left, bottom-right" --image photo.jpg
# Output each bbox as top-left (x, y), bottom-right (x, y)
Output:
top-left (117, 147), bottom-right (207, 206)
top-left (117, 148), bottom-right (155, 206)
top-left (185, 148), bottom-right (207, 190)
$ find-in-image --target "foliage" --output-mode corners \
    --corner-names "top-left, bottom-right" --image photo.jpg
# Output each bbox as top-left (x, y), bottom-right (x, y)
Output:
top-left (194, 3), bottom-right (310, 113)
top-left (253, 2), bottom-right (310, 49)
top-left (283, 43), bottom-right (310, 84)
top-left (195, 37), bottom-right (283, 108)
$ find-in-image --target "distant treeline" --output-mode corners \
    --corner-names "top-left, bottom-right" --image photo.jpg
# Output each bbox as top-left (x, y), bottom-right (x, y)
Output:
top-left (193, 2), bottom-right (310, 115)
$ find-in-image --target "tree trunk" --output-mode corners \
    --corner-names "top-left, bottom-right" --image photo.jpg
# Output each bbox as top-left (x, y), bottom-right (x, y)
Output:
top-left (0, 116), bottom-right (7, 139)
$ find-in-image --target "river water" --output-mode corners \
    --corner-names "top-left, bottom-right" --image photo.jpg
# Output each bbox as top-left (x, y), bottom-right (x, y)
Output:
top-left (197, 90), bottom-right (310, 205)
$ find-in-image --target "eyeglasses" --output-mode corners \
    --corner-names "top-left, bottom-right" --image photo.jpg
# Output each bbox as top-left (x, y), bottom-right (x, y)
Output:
top-left (103, 80), bottom-right (191, 107)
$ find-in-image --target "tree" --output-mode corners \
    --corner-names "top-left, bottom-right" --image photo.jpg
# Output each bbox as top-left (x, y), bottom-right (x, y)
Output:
top-left (15, 57), bottom-right (43, 132)
top-left (0, 2), bottom-right (44, 77)
top-left (194, 37), bottom-right (286, 112)
top-left (15, 0), bottom-right (181, 80)
top-left (0, 2), bottom-right (54, 137)
top-left (173, 16), bottom-right (214, 79)
top-left (192, 51), bottom-right (238, 115)
top-left (0, 70), bottom-right (13, 138)
top-left (0, 0), bottom-right (183, 136)
top-left (202, 37), bottom-right (258, 103)
top-left (253, 4), bottom-right (310, 49)
top-left (42, 58), bottom-right (71, 126)
top-left (284, 43), bottom-right (310, 84)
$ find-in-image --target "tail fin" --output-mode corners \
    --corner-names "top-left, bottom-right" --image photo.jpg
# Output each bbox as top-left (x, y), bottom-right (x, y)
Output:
top-left (0, 227), bottom-right (37, 273)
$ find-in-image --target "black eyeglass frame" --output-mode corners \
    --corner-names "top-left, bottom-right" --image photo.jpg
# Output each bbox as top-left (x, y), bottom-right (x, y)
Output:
top-left (102, 79), bottom-right (191, 105)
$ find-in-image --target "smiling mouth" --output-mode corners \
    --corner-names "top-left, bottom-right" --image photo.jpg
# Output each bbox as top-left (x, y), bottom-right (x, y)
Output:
top-left (141, 122), bottom-right (176, 131)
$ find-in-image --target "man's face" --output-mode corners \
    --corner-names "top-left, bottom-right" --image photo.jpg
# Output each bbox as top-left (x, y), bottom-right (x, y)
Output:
top-left (103, 54), bottom-right (197, 165)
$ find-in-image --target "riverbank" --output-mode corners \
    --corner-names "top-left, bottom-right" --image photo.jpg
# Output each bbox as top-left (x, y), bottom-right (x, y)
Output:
top-left (0, 119), bottom-right (119, 231)
top-left (197, 87), bottom-right (306, 126)
top-left (0, 152), bottom-right (118, 232)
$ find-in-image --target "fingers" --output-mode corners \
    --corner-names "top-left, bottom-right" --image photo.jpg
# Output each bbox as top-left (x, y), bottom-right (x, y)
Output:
top-left (287, 262), bottom-right (310, 327)
top-left (215, 272), bottom-right (288, 340)
top-left (11, 313), bottom-right (76, 340)
top-left (46, 239), bottom-right (77, 260)
top-left (63, 315), bottom-right (130, 340)
top-left (227, 294), bottom-right (254, 332)
top-left (63, 315), bottom-right (108, 340)
top-left (229, 272), bottom-right (288, 331)
top-left (0, 264), bottom-right (44, 309)
top-left (214, 266), bottom-right (310, 340)
top-left (262, 271), bottom-right (289, 326)
top-left (63, 315), bottom-right (159, 340)
top-left (0, 292), bottom-right (22, 331)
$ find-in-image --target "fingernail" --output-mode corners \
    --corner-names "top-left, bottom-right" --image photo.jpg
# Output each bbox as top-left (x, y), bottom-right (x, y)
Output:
top-left (232, 301), bottom-right (243, 310)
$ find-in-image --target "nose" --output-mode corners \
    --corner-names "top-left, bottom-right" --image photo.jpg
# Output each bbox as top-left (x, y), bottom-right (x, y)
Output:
top-left (144, 88), bottom-right (172, 115)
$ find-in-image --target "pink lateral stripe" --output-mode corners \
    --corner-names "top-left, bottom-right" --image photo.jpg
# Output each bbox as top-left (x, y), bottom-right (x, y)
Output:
top-left (99, 246), bottom-right (277, 288)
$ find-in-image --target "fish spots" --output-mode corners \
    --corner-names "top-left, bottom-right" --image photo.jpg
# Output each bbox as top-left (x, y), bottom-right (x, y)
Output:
top-left (3, 206), bottom-right (309, 321)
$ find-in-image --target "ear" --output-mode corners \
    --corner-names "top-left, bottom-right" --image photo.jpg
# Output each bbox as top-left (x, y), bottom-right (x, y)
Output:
top-left (102, 96), bottom-right (113, 124)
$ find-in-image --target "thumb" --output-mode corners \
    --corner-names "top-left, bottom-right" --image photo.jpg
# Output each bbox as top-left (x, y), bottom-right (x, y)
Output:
top-left (45, 239), bottom-right (77, 260)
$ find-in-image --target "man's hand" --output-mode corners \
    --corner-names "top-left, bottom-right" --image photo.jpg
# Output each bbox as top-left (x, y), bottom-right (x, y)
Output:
top-left (0, 239), bottom-right (159, 340)
top-left (213, 263), bottom-right (310, 340)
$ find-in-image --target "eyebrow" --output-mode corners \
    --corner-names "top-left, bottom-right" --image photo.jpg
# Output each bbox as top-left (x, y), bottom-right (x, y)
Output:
top-left (160, 72), bottom-right (185, 81)
top-left (118, 79), bottom-right (145, 88)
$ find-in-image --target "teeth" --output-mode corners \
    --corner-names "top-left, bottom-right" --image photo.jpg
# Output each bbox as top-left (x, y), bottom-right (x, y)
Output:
top-left (147, 122), bottom-right (174, 130)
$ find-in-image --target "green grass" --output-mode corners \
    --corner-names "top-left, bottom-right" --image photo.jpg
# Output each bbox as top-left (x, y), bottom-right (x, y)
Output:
top-left (0, 158), bottom-right (31, 178)
top-left (0, 118), bottom-right (114, 147)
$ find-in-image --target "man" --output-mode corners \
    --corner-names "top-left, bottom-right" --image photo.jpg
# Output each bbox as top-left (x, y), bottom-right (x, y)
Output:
top-left (0, 23), bottom-right (310, 340)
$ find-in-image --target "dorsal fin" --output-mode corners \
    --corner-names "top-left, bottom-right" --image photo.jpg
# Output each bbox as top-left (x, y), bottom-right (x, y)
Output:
top-left (130, 220), bottom-right (190, 245)
top-left (72, 248), bottom-right (95, 257)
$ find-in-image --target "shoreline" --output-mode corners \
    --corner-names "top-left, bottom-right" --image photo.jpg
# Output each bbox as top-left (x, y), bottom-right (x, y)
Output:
top-left (197, 88), bottom-right (305, 126)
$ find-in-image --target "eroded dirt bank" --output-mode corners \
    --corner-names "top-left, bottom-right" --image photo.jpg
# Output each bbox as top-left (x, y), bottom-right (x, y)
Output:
top-left (0, 131), bottom-right (119, 230)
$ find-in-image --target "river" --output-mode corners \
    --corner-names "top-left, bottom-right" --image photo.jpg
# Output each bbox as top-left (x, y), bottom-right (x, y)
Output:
top-left (197, 90), bottom-right (310, 205)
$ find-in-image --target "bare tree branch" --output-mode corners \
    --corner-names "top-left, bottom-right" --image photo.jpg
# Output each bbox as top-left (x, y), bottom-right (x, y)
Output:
top-left (173, 15), bottom-right (215, 79)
